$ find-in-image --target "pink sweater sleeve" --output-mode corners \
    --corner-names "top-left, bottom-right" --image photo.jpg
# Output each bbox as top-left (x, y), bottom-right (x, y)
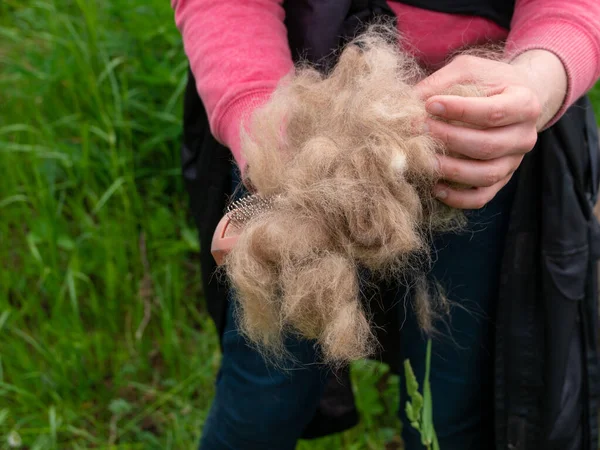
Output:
top-left (171, 0), bottom-right (293, 169)
top-left (506, 0), bottom-right (600, 125)
top-left (172, 0), bottom-right (600, 168)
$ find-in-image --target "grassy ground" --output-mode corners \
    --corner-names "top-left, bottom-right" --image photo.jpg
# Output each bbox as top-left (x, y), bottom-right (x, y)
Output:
top-left (0, 1), bottom-right (401, 449)
top-left (0, 1), bottom-right (598, 449)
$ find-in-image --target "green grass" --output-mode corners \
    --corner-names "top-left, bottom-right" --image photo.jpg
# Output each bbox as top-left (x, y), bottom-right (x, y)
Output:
top-left (0, 1), bottom-right (401, 448)
top-left (1, 1), bottom-right (599, 449)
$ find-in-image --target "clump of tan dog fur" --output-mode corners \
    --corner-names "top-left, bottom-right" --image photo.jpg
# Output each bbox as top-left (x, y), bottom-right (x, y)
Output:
top-left (224, 26), bottom-right (481, 366)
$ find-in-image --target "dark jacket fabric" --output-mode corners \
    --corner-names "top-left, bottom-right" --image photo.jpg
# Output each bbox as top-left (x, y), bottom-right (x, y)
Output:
top-left (180, 1), bottom-right (600, 447)
top-left (494, 97), bottom-right (600, 450)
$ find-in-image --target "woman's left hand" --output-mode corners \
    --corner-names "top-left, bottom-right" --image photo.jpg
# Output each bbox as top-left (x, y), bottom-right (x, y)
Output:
top-left (414, 50), bottom-right (567, 209)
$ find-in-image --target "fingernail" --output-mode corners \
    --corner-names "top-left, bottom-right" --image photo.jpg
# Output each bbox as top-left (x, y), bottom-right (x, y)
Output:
top-left (434, 188), bottom-right (447, 199)
top-left (421, 121), bottom-right (430, 134)
top-left (427, 102), bottom-right (445, 116)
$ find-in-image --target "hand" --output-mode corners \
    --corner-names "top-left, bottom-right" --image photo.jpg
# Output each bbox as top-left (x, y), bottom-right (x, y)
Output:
top-left (414, 50), bottom-right (567, 209)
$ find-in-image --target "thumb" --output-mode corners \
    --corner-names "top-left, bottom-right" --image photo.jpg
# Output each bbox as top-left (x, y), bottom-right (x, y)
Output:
top-left (413, 57), bottom-right (475, 100)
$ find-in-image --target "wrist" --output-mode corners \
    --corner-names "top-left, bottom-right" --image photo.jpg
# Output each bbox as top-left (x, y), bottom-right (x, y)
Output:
top-left (509, 49), bottom-right (568, 130)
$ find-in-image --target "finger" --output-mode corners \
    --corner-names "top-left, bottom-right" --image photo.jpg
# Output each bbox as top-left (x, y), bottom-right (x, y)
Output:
top-left (413, 55), bottom-right (503, 100)
top-left (413, 58), bottom-right (472, 100)
top-left (426, 118), bottom-right (538, 160)
top-left (433, 174), bottom-right (513, 210)
top-left (437, 154), bottom-right (523, 188)
top-left (425, 86), bottom-right (541, 128)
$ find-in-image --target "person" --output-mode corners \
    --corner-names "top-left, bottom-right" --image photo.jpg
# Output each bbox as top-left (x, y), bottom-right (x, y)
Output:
top-left (171, 1), bottom-right (600, 449)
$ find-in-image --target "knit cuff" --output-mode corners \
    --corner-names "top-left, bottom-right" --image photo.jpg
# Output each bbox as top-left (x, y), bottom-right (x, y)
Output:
top-left (213, 88), bottom-right (275, 171)
top-left (506, 18), bottom-right (600, 128)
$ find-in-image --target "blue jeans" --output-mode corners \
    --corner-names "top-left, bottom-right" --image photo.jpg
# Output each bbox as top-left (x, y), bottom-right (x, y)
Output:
top-left (200, 175), bottom-right (517, 450)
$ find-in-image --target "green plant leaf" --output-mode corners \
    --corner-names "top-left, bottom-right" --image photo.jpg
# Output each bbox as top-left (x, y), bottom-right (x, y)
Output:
top-left (405, 402), bottom-right (416, 422)
top-left (432, 429), bottom-right (440, 450)
top-left (421, 339), bottom-right (434, 446)
top-left (404, 359), bottom-right (423, 420)
top-left (404, 359), bottom-right (419, 399)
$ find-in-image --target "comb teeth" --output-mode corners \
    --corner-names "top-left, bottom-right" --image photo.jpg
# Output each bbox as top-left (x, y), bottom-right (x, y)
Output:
top-left (226, 194), bottom-right (275, 225)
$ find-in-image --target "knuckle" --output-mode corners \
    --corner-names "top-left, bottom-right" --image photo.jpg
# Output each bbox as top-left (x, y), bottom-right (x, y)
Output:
top-left (441, 128), bottom-right (454, 146)
top-left (482, 167), bottom-right (501, 186)
top-left (479, 141), bottom-right (498, 160)
top-left (449, 164), bottom-right (462, 180)
top-left (453, 54), bottom-right (476, 70)
top-left (420, 77), bottom-right (436, 91)
top-left (452, 54), bottom-right (468, 65)
top-left (511, 87), bottom-right (541, 123)
top-left (455, 104), bottom-right (468, 122)
top-left (523, 129), bottom-right (538, 151)
top-left (529, 97), bottom-right (542, 120)
top-left (487, 104), bottom-right (506, 125)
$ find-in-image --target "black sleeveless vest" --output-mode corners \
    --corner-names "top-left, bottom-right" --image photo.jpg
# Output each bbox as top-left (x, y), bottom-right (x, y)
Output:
top-left (400, 0), bottom-right (515, 29)
top-left (180, 1), bottom-right (600, 449)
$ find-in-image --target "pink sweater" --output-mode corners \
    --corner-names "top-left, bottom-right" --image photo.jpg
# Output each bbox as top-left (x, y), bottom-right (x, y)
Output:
top-left (172, 0), bottom-right (600, 169)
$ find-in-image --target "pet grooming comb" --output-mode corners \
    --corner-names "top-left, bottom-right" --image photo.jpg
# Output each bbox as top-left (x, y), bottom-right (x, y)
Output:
top-left (211, 194), bottom-right (275, 266)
